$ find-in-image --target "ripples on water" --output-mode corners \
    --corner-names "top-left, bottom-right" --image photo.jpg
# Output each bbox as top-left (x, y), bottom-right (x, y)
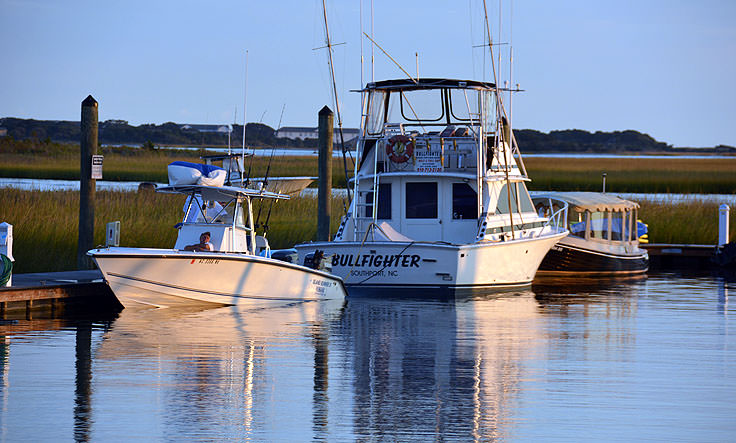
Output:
top-left (0, 273), bottom-right (734, 441)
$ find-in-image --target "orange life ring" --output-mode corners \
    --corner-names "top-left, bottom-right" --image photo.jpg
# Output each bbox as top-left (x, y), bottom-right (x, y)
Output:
top-left (385, 135), bottom-right (414, 163)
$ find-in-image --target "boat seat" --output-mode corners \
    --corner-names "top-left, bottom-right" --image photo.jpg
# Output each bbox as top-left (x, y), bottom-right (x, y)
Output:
top-left (371, 222), bottom-right (413, 242)
top-left (439, 125), bottom-right (456, 137)
top-left (452, 127), bottom-right (469, 137)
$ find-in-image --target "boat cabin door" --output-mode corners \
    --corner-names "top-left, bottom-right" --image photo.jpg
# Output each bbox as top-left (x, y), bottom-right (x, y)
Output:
top-left (401, 180), bottom-right (442, 241)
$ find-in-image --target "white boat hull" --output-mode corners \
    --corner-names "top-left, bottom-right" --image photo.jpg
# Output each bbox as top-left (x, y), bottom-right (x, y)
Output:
top-left (89, 248), bottom-right (346, 308)
top-left (295, 232), bottom-right (566, 295)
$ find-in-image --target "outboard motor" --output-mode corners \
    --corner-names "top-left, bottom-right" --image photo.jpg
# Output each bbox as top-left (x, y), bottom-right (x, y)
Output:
top-left (271, 248), bottom-right (298, 264)
top-left (303, 250), bottom-right (332, 272)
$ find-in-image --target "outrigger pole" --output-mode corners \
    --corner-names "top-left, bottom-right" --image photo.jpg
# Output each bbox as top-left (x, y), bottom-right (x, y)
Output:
top-left (482, 0), bottom-right (516, 239)
top-left (320, 0), bottom-right (353, 206)
top-left (242, 50), bottom-right (252, 187)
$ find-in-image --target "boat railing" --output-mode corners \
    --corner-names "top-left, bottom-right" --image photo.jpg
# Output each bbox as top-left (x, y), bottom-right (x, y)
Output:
top-left (376, 132), bottom-right (479, 173)
top-left (537, 198), bottom-right (569, 233)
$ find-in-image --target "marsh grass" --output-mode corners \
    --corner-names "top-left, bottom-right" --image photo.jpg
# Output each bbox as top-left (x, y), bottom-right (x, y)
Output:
top-left (638, 198), bottom-right (735, 245)
top-left (0, 188), bottom-right (345, 273)
top-left (2, 187), bottom-right (731, 273)
top-left (3, 138), bottom-right (734, 192)
top-left (525, 157), bottom-right (736, 194)
top-left (0, 150), bottom-right (353, 186)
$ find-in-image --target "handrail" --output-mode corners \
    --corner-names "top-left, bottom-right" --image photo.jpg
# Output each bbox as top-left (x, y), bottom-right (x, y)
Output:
top-left (539, 198), bottom-right (569, 234)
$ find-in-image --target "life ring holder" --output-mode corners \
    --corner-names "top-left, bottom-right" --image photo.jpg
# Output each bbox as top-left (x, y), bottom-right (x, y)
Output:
top-left (385, 135), bottom-right (414, 163)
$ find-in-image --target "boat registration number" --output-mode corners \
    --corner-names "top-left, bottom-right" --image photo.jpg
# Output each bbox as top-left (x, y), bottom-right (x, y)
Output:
top-left (191, 258), bottom-right (220, 264)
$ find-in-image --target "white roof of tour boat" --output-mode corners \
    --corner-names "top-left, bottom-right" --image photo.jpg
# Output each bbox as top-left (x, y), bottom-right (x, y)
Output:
top-left (531, 191), bottom-right (639, 212)
top-left (156, 184), bottom-right (290, 201)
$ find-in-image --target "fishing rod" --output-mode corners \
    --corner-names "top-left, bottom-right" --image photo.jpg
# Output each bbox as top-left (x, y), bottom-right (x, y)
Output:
top-left (256, 103), bottom-right (286, 231)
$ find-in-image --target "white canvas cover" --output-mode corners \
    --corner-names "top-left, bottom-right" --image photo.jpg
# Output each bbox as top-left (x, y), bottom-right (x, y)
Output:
top-left (167, 162), bottom-right (226, 187)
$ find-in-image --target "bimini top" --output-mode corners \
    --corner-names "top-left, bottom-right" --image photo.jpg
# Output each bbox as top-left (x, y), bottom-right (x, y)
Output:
top-left (362, 78), bottom-right (496, 92)
top-left (157, 184), bottom-right (290, 202)
top-left (531, 191), bottom-right (639, 212)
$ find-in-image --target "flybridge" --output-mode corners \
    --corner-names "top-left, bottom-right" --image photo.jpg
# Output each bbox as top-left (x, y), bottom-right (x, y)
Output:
top-left (359, 78), bottom-right (496, 91)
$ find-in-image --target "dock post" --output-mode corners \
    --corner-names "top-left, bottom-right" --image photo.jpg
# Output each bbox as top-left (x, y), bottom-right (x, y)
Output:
top-left (719, 204), bottom-right (730, 247)
top-left (0, 222), bottom-right (13, 287)
top-left (77, 96), bottom-right (98, 270)
top-left (317, 106), bottom-right (333, 241)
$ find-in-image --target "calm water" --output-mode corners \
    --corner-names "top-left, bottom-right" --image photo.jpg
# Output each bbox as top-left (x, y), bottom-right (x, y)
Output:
top-left (3, 178), bottom-right (736, 208)
top-left (1, 273), bottom-right (735, 441)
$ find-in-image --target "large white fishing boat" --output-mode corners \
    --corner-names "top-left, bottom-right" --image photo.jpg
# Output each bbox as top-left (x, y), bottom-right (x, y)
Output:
top-left (295, 78), bottom-right (568, 295)
top-left (89, 181), bottom-right (346, 308)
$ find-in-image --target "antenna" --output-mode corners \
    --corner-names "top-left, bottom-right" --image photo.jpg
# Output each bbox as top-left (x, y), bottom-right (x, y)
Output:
top-left (360, 0), bottom-right (364, 88)
top-left (242, 50), bottom-right (249, 187)
top-left (415, 52), bottom-right (419, 79)
top-left (363, 33), bottom-right (418, 84)
top-left (371, 0), bottom-right (375, 82)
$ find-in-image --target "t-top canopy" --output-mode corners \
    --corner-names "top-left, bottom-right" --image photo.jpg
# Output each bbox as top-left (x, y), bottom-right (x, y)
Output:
top-left (156, 184), bottom-right (290, 202)
top-left (531, 191), bottom-right (639, 212)
top-left (361, 78), bottom-right (496, 92)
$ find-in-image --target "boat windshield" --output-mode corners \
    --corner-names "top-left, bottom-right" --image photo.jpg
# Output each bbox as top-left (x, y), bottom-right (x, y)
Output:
top-left (495, 182), bottom-right (535, 214)
top-left (589, 210), bottom-right (632, 242)
top-left (365, 88), bottom-right (495, 136)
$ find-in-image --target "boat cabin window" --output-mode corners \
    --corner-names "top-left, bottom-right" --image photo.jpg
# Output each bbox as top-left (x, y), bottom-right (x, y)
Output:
top-left (366, 91), bottom-right (387, 135)
top-left (611, 211), bottom-right (625, 241)
top-left (406, 182), bottom-right (438, 219)
top-left (452, 183), bottom-right (477, 219)
top-left (393, 90), bottom-right (445, 123)
top-left (495, 183), bottom-right (535, 215)
top-left (448, 89), bottom-right (480, 122)
top-left (568, 211), bottom-right (586, 239)
top-left (365, 183), bottom-right (392, 219)
top-left (589, 211), bottom-right (609, 240)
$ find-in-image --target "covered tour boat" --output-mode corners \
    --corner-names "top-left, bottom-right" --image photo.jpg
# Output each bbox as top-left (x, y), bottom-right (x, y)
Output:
top-left (295, 78), bottom-right (568, 295)
top-left (531, 191), bottom-right (649, 276)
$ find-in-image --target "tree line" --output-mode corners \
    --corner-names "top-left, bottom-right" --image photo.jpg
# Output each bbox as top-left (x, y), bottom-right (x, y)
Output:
top-left (1, 117), bottom-right (733, 152)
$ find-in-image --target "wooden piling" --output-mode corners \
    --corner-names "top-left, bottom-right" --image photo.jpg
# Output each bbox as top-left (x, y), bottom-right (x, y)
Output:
top-left (317, 106), bottom-right (334, 241)
top-left (77, 95), bottom-right (98, 270)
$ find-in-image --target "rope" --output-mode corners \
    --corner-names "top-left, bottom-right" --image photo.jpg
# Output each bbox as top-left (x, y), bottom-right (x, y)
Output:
top-left (0, 254), bottom-right (12, 286)
top-left (346, 223), bottom-right (419, 284)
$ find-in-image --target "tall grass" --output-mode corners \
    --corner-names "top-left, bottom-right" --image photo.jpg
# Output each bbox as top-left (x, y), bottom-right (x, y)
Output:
top-left (525, 157), bottom-right (736, 194)
top-left (638, 199), bottom-right (735, 245)
top-left (3, 138), bottom-right (734, 192)
top-left (0, 188), bottom-right (345, 273)
top-left (0, 150), bottom-right (353, 186)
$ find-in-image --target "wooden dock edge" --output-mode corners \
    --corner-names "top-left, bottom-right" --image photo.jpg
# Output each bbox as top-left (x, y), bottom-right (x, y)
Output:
top-left (0, 281), bottom-right (121, 318)
top-left (642, 243), bottom-right (717, 270)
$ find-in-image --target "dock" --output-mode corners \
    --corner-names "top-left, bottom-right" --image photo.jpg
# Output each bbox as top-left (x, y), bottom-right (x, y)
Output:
top-left (0, 270), bottom-right (120, 319)
top-left (643, 243), bottom-right (717, 270)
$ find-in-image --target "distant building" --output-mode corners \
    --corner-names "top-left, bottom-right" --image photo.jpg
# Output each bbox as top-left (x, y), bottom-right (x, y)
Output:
top-left (276, 126), bottom-right (360, 143)
top-left (0, 127), bottom-right (7, 137)
top-left (180, 124), bottom-right (230, 134)
top-left (103, 119), bottom-right (129, 126)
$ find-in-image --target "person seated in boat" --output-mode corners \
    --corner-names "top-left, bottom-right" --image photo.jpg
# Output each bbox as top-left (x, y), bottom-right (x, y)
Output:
top-left (184, 232), bottom-right (214, 252)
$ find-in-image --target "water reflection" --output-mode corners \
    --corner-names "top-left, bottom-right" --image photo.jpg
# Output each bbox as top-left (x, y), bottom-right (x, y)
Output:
top-left (93, 300), bottom-right (344, 441)
top-left (74, 323), bottom-right (92, 443)
top-left (333, 292), bottom-right (546, 440)
top-left (0, 276), bottom-right (734, 440)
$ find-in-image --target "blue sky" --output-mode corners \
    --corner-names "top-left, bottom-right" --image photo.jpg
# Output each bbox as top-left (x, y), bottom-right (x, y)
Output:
top-left (1, 0), bottom-right (734, 148)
